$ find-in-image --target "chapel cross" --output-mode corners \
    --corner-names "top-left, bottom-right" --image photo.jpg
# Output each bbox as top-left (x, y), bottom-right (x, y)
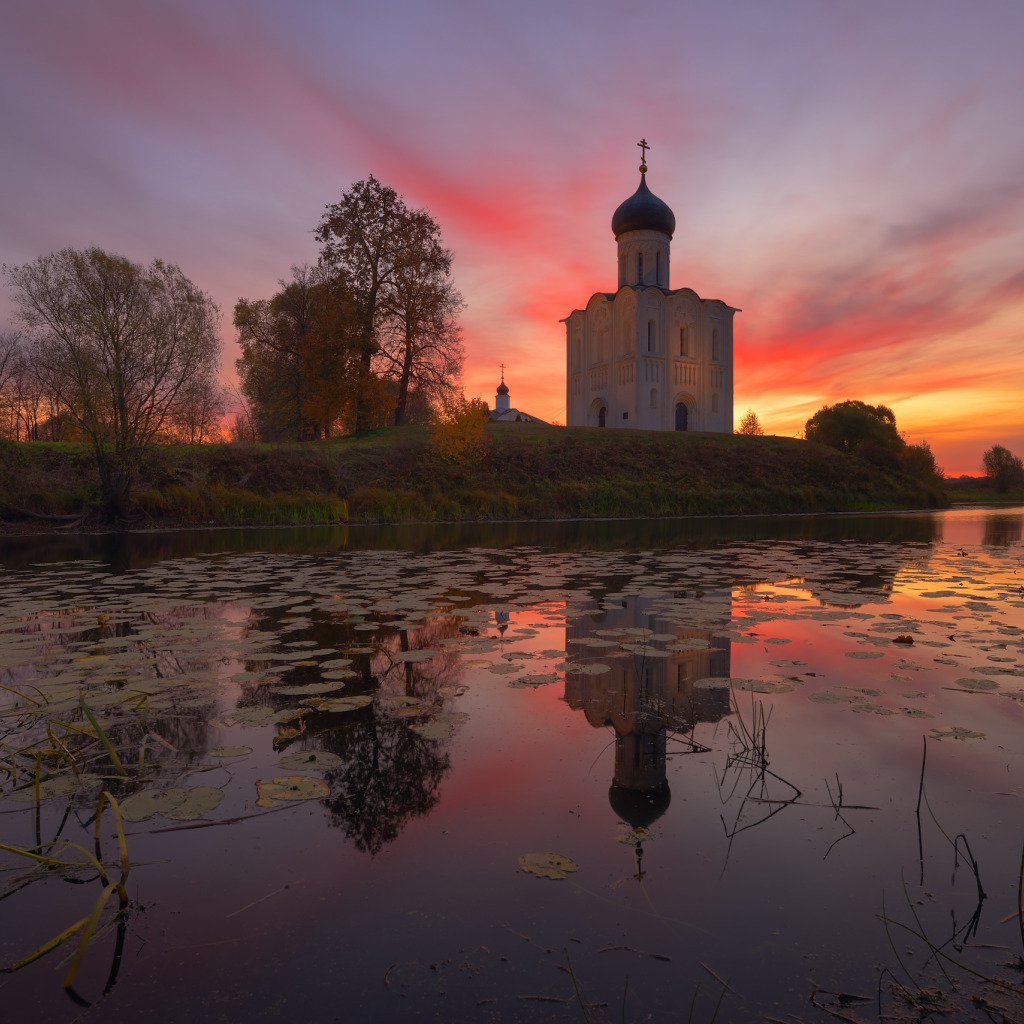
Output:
top-left (637, 138), bottom-right (650, 170)
top-left (499, 363), bottom-right (506, 381)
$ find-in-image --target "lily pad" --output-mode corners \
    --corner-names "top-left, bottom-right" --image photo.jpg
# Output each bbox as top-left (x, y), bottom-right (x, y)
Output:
top-left (209, 745), bottom-right (253, 758)
top-left (278, 750), bottom-right (345, 770)
top-left (408, 712), bottom-right (469, 740)
top-left (518, 852), bottom-right (579, 880)
top-left (256, 775), bottom-right (331, 806)
top-left (929, 727), bottom-right (986, 741)
top-left (162, 786), bottom-right (224, 820)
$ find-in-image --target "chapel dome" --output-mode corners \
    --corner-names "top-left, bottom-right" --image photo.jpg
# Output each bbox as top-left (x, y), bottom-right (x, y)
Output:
top-left (611, 174), bottom-right (676, 239)
top-left (496, 380), bottom-right (509, 396)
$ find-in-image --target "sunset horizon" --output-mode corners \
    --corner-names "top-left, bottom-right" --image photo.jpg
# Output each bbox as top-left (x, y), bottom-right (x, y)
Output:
top-left (3, 1), bottom-right (1022, 474)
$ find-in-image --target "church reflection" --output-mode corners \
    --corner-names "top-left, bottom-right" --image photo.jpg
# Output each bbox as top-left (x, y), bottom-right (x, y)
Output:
top-left (563, 596), bottom-right (732, 830)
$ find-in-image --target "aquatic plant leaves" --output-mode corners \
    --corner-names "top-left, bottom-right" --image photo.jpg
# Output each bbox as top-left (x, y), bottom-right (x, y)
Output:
top-left (278, 751), bottom-right (344, 770)
top-left (518, 852), bottom-right (579, 880)
top-left (119, 785), bottom-right (224, 821)
top-left (408, 712), bottom-right (469, 740)
top-left (929, 726), bottom-right (986, 741)
top-left (256, 775), bottom-right (330, 806)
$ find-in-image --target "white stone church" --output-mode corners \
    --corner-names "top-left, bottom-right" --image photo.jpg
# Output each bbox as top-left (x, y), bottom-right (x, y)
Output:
top-left (564, 147), bottom-right (737, 431)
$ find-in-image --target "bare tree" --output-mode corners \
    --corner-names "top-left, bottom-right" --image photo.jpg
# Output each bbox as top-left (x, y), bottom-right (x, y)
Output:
top-left (5, 248), bottom-right (220, 518)
top-left (378, 266), bottom-right (464, 425)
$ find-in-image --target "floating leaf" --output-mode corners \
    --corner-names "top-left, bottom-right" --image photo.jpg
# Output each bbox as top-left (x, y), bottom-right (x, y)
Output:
top-left (256, 775), bottom-right (330, 806)
top-left (315, 695), bottom-right (373, 714)
top-left (392, 649), bottom-right (438, 662)
top-left (278, 750), bottom-right (344, 770)
top-left (119, 787), bottom-right (190, 821)
top-left (209, 745), bottom-right (253, 758)
top-left (408, 712), bottom-right (469, 740)
top-left (929, 727), bottom-right (986, 741)
top-left (953, 677), bottom-right (999, 691)
top-left (162, 786), bottom-right (224, 820)
top-left (518, 852), bottom-right (579, 880)
top-left (269, 680), bottom-right (348, 696)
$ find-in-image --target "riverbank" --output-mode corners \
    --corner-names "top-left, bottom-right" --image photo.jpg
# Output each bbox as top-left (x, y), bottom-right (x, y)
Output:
top-left (0, 423), bottom-right (948, 533)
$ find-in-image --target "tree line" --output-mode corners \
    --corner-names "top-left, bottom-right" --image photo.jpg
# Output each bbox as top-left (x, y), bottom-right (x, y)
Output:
top-left (1, 177), bottom-right (465, 518)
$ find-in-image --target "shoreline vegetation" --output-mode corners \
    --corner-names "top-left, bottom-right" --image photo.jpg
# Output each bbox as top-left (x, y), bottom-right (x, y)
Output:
top-left (0, 423), bottom-right (962, 536)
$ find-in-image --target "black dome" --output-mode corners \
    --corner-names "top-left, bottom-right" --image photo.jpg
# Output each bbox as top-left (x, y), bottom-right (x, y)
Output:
top-left (496, 381), bottom-right (509, 396)
top-left (609, 779), bottom-right (671, 830)
top-left (611, 174), bottom-right (675, 239)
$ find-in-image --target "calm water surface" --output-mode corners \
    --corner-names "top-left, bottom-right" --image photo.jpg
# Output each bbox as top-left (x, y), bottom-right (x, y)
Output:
top-left (1, 509), bottom-right (1023, 1022)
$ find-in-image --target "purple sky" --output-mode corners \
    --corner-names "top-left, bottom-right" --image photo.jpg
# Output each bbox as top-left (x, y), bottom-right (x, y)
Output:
top-left (2, 0), bottom-right (1023, 472)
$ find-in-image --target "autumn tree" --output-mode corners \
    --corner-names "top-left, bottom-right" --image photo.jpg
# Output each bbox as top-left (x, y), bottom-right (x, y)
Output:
top-left (315, 176), bottom-right (462, 430)
top-left (982, 444), bottom-right (1024, 492)
top-left (737, 409), bottom-right (764, 435)
top-left (4, 248), bottom-right (220, 518)
top-left (235, 265), bottom-right (359, 440)
top-left (429, 396), bottom-right (490, 464)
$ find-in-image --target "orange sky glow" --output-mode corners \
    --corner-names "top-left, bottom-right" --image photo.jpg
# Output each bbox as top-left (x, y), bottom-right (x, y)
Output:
top-left (2, 1), bottom-right (1022, 474)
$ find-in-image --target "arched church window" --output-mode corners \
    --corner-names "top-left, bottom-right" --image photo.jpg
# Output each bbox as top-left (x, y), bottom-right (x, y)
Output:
top-left (575, 339), bottom-right (581, 366)
top-left (675, 402), bottom-right (688, 431)
top-left (637, 252), bottom-right (644, 284)
top-left (679, 326), bottom-right (687, 357)
top-left (712, 328), bottom-right (720, 361)
top-left (656, 251), bottom-right (662, 286)
top-left (597, 331), bottom-right (604, 362)
top-left (647, 320), bottom-right (655, 352)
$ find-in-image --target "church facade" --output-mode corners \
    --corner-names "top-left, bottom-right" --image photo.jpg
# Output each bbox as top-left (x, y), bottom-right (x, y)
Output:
top-left (564, 151), bottom-right (737, 432)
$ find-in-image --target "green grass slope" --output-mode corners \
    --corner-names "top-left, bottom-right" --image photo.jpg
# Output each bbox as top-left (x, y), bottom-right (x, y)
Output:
top-left (0, 423), bottom-right (947, 531)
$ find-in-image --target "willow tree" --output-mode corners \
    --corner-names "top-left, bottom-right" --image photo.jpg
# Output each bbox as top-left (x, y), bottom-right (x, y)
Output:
top-left (315, 176), bottom-right (462, 430)
top-left (5, 248), bottom-right (220, 518)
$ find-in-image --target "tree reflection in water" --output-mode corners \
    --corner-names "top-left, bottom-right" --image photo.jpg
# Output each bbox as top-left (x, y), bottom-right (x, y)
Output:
top-left (239, 608), bottom-right (465, 855)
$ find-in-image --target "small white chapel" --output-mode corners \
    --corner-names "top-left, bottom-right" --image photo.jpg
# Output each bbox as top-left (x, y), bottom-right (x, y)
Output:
top-left (564, 141), bottom-right (737, 432)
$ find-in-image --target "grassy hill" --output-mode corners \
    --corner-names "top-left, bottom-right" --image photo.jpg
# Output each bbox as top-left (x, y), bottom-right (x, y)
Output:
top-left (0, 423), bottom-right (948, 532)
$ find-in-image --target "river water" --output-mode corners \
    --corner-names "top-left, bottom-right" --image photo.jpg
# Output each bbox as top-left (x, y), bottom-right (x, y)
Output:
top-left (1, 508), bottom-right (1023, 1022)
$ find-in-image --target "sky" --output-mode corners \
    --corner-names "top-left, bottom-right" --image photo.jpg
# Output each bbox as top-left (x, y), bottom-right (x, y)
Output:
top-left (1, 0), bottom-right (1022, 474)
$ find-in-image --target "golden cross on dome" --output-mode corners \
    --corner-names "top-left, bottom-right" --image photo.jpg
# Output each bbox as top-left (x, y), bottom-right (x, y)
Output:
top-left (499, 363), bottom-right (506, 381)
top-left (637, 138), bottom-right (650, 172)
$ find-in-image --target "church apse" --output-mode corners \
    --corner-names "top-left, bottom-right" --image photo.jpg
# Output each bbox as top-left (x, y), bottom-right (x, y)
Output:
top-left (562, 596), bottom-right (732, 830)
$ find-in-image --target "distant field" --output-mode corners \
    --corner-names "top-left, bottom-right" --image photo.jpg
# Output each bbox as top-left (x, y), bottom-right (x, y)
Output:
top-left (0, 423), bottom-right (949, 531)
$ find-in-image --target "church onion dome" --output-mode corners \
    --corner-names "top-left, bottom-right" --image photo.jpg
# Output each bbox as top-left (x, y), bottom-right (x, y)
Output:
top-left (496, 380), bottom-right (509, 396)
top-left (611, 174), bottom-right (676, 239)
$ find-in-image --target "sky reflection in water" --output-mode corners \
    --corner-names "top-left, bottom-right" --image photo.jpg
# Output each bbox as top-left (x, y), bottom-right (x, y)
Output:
top-left (1, 509), bottom-right (1023, 1022)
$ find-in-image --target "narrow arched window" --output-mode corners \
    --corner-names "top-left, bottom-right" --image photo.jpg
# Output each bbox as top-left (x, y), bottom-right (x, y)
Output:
top-left (712, 328), bottom-right (720, 361)
top-left (637, 252), bottom-right (644, 283)
top-left (647, 320), bottom-right (655, 353)
top-left (656, 251), bottom-right (662, 286)
top-left (679, 326), bottom-right (687, 357)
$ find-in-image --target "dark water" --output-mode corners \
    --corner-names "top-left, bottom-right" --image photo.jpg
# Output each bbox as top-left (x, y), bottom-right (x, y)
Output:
top-left (1, 508), bottom-right (1023, 1022)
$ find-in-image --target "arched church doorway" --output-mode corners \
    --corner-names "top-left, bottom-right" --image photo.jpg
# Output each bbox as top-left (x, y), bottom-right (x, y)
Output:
top-left (598, 406), bottom-right (607, 428)
top-left (674, 402), bottom-right (688, 431)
